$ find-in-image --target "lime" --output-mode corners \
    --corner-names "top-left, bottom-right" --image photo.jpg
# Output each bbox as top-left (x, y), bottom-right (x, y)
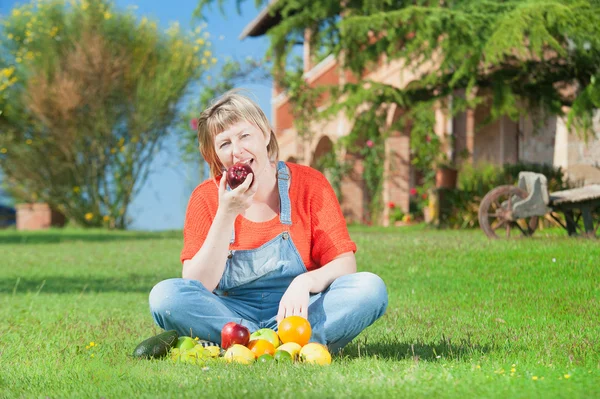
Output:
top-left (273, 350), bottom-right (293, 363)
top-left (257, 353), bottom-right (274, 363)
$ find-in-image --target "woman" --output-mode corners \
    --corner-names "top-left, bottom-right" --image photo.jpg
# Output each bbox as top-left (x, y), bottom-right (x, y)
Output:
top-left (149, 91), bottom-right (387, 353)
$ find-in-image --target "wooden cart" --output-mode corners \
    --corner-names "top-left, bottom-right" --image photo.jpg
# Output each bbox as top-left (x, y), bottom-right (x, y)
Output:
top-left (478, 172), bottom-right (600, 239)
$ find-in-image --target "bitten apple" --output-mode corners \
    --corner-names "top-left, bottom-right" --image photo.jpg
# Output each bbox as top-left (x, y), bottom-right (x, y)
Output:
top-left (226, 162), bottom-right (253, 189)
top-left (221, 321), bottom-right (250, 350)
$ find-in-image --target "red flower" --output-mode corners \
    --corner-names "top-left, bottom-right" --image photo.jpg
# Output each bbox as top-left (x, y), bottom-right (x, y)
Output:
top-left (190, 118), bottom-right (199, 131)
top-left (409, 188), bottom-right (418, 196)
top-left (422, 193), bottom-right (428, 200)
top-left (426, 135), bottom-right (431, 143)
top-left (366, 140), bottom-right (374, 148)
top-left (388, 202), bottom-right (395, 209)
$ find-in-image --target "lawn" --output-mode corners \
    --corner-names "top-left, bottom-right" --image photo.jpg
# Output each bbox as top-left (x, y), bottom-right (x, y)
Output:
top-left (1, 226), bottom-right (598, 398)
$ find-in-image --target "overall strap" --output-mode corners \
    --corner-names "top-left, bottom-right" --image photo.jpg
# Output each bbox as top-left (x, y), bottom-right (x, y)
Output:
top-left (229, 161), bottom-right (292, 246)
top-left (277, 161), bottom-right (292, 225)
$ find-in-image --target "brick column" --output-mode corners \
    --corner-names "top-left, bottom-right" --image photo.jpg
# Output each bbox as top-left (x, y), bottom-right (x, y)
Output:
top-left (340, 154), bottom-right (366, 224)
top-left (382, 134), bottom-right (411, 226)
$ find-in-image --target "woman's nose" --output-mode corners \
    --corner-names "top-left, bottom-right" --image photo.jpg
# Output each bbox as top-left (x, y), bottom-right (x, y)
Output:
top-left (231, 141), bottom-right (244, 157)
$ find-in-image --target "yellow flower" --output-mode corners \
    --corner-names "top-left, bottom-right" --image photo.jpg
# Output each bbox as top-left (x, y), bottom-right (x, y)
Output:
top-left (7, 34), bottom-right (14, 40)
top-left (0, 148), bottom-right (7, 154)
top-left (90, 353), bottom-right (95, 358)
top-left (89, 341), bottom-right (95, 347)
top-left (532, 376), bottom-right (538, 381)
top-left (201, 59), bottom-right (207, 65)
top-left (203, 50), bottom-right (211, 58)
top-left (16, 57), bottom-right (22, 63)
top-left (196, 38), bottom-right (204, 45)
top-left (104, 11), bottom-right (111, 20)
top-left (110, 148), bottom-right (116, 154)
top-left (25, 139), bottom-right (32, 145)
top-left (84, 212), bottom-right (93, 221)
top-left (475, 365), bottom-right (481, 369)
top-left (564, 374), bottom-right (570, 379)
top-left (510, 368), bottom-right (516, 373)
top-left (2, 67), bottom-right (14, 78)
top-left (194, 46), bottom-right (199, 52)
top-left (12, 9), bottom-right (21, 16)
top-left (103, 215), bottom-right (110, 222)
top-left (73, 186), bottom-right (80, 193)
top-left (211, 57), bottom-right (217, 64)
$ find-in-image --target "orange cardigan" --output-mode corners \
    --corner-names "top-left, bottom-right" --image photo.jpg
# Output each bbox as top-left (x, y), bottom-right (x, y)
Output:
top-left (181, 162), bottom-right (356, 271)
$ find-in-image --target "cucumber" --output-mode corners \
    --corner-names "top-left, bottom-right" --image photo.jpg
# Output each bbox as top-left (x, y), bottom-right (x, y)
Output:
top-left (132, 330), bottom-right (178, 359)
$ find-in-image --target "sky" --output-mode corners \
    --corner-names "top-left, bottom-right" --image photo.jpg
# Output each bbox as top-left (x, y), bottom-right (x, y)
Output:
top-left (0, 0), bottom-right (274, 230)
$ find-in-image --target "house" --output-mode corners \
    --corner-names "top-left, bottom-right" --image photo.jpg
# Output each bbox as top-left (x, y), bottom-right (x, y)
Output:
top-left (240, 4), bottom-right (600, 225)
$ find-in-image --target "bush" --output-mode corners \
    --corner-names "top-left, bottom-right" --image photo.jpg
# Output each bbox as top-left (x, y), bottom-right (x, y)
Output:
top-left (0, 0), bottom-right (213, 228)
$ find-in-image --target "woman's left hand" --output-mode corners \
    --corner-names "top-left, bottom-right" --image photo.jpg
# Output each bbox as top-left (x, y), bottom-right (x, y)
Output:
top-left (276, 274), bottom-right (313, 324)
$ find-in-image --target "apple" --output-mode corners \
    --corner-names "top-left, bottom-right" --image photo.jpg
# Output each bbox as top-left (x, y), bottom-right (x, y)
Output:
top-left (221, 321), bottom-right (250, 350)
top-left (175, 336), bottom-right (197, 351)
top-left (226, 162), bottom-right (253, 189)
top-left (249, 328), bottom-right (280, 348)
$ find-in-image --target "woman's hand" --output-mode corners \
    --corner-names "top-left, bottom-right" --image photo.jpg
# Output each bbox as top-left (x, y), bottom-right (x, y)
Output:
top-left (217, 172), bottom-right (257, 216)
top-left (276, 274), bottom-right (314, 323)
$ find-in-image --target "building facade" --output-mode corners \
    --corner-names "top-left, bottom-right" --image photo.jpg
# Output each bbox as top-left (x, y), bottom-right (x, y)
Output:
top-left (240, 5), bottom-right (600, 225)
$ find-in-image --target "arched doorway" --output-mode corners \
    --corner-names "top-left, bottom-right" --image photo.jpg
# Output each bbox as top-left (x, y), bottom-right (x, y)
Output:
top-left (310, 135), bottom-right (334, 172)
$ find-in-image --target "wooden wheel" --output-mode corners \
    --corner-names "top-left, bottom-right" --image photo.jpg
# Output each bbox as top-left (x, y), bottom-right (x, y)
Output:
top-left (478, 185), bottom-right (539, 239)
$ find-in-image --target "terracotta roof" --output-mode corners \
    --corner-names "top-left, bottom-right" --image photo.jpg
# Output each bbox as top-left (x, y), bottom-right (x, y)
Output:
top-left (239, 0), bottom-right (282, 39)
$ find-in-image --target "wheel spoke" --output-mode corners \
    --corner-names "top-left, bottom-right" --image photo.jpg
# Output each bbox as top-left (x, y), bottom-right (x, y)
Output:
top-left (505, 222), bottom-right (511, 238)
top-left (490, 219), bottom-right (506, 230)
top-left (514, 221), bottom-right (528, 236)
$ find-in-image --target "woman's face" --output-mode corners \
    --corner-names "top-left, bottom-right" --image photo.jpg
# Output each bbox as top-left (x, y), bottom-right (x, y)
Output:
top-left (214, 120), bottom-right (270, 179)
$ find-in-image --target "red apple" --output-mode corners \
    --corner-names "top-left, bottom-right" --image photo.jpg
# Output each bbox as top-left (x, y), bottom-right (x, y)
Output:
top-left (226, 162), bottom-right (253, 189)
top-left (221, 321), bottom-right (250, 350)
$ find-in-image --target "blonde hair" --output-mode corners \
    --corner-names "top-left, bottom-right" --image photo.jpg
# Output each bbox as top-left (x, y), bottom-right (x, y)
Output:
top-left (196, 89), bottom-right (279, 178)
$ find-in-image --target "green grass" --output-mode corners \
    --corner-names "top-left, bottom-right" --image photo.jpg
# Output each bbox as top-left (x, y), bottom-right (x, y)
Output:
top-left (1, 226), bottom-right (598, 398)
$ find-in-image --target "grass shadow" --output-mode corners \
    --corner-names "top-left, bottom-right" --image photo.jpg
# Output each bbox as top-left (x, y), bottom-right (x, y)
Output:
top-left (341, 338), bottom-right (493, 362)
top-left (1, 275), bottom-right (165, 294)
top-left (0, 229), bottom-right (182, 245)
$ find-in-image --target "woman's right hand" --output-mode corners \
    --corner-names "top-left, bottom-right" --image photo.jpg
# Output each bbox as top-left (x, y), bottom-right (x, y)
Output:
top-left (217, 173), bottom-right (257, 216)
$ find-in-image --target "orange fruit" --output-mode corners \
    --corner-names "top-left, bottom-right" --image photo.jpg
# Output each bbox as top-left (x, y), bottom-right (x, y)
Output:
top-left (277, 316), bottom-right (312, 346)
top-left (247, 339), bottom-right (276, 357)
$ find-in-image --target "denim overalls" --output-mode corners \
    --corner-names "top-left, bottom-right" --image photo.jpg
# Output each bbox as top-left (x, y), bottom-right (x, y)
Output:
top-left (150, 161), bottom-right (388, 352)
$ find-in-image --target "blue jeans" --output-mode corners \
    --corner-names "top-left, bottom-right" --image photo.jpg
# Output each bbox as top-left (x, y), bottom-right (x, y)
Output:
top-left (149, 271), bottom-right (387, 353)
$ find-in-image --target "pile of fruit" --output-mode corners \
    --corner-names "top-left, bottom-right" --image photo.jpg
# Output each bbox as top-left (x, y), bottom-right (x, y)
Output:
top-left (133, 316), bottom-right (331, 366)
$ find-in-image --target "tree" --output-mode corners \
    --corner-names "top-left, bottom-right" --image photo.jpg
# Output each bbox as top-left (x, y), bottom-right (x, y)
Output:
top-left (0, 0), bottom-right (214, 228)
top-left (195, 0), bottom-right (600, 219)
